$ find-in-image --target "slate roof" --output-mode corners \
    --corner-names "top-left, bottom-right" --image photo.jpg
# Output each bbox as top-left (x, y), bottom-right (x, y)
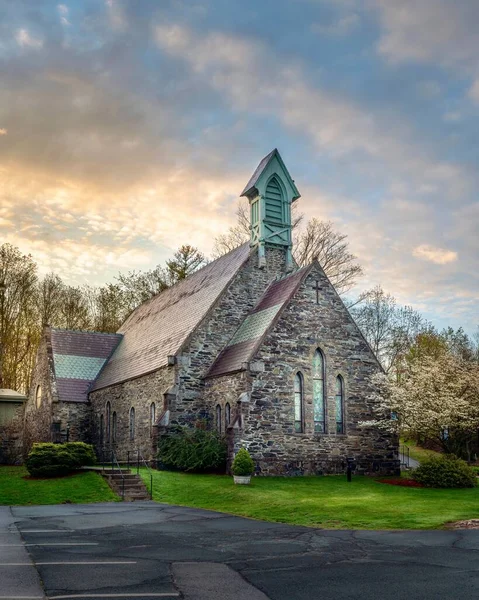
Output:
top-left (240, 148), bottom-right (301, 200)
top-left (50, 329), bottom-right (122, 403)
top-left (207, 265), bottom-right (312, 378)
top-left (91, 243), bottom-right (251, 391)
top-left (241, 149), bottom-right (276, 197)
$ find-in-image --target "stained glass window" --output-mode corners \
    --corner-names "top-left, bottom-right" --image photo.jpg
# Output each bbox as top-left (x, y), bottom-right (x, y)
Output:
top-left (99, 414), bottom-right (104, 446)
top-left (216, 404), bottom-right (222, 433)
top-left (129, 407), bottom-right (135, 440)
top-left (112, 412), bottom-right (117, 444)
top-left (294, 372), bottom-right (304, 433)
top-left (35, 385), bottom-right (42, 409)
top-left (313, 349), bottom-right (325, 433)
top-left (335, 376), bottom-right (344, 434)
top-left (106, 401), bottom-right (111, 443)
top-left (150, 403), bottom-right (156, 436)
top-left (225, 403), bottom-right (231, 429)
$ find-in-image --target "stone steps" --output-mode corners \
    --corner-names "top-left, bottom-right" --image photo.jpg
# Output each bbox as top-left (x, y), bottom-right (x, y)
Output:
top-left (103, 472), bottom-right (151, 501)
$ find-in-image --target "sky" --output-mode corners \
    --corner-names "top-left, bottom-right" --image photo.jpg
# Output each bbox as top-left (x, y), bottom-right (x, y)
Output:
top-left (0, 0), bottom-right (478, 334)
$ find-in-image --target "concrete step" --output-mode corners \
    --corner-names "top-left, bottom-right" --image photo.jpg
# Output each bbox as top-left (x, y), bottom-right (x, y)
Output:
top-left (103, 473), bottom-right (150, 501)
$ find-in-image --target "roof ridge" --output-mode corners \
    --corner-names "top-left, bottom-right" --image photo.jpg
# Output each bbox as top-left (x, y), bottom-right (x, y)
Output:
top-left (119, 242), bottom-right (250, 330)
top-left (91, 242), bottom-right (252, 391)
top-left (51, 327), bottom-right (122, 337)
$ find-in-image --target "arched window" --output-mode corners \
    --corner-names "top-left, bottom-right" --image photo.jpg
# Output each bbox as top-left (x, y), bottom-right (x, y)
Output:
top-left (150, 402), bottom-right (156, 436)
top-left (313, 349), bottom-right (326, 433)
top-left (99, 414), bottom-right (104, 446)
top-left (105, 402), bottom-right (111, 443)
top-left (336, 376), bottom-right (345, 434)
top-left (225, 403), bottom-right (231, 429)
top-left (35, 385), bottom-right (42, 409)
top-left (216, 404), bottom-right (222, 433)
top-left (129, 407), bottom-right (135, 441)
top-left (112, 412), bottom-right (117, 444)
top-left (294, 372), bottom-right (304, 433)
top-left (264, 176), bottom-right (284, 223)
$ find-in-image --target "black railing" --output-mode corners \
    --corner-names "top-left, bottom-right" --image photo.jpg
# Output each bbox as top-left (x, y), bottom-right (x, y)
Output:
top-left (100, 448), bottom-right (126, 500)
top-left (399, 444), bottom-right (410, 469)
top-left (136, 449), bottom-right (153, 500)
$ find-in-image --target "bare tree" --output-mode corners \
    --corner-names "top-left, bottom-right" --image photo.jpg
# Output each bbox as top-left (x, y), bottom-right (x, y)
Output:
top-left (0, 244), bottom-right (39, 390)
top-left (213, 199), bottom-right (361, 293)
top-left (351, 285), bottom-right (429, 374)
top-left (293, 219), bottom-right (362, 293)
top-left (37, 273), bottom-right (64, 326)
top-left (58, 286), bottom-right (91, 331)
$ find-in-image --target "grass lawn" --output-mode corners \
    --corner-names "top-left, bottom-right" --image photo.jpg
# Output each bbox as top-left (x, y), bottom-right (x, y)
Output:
top-left (401, 439), bottom-right (442, 463)
top-left (140, 469), bottom-right (479, 530)
top-left (0, 466), bottom-right (119, 505)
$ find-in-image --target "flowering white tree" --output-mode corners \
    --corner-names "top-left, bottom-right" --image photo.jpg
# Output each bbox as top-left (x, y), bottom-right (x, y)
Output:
top-left (364, 353), bottom-right (479, 460)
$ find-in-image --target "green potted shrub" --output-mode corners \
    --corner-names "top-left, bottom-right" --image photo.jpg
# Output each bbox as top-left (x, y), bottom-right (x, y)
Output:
top-left (231, 448), bottom-right (255, 484)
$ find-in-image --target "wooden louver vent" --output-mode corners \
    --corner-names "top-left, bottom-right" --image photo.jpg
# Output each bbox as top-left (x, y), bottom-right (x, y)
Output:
top-left (265, 178), bottom-right (283, 223)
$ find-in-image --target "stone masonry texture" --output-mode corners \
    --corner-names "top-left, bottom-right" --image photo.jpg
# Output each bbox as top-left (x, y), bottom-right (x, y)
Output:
top-left (23, 246), bottom-right (398, 475)
top-left (239, 265), bottom-right (398, 475)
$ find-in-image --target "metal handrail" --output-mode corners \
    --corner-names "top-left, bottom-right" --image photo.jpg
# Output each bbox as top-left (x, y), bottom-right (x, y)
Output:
top-left (399, 444), bottom-right (410, 469)
top-left (101, 448), bottom-right (126, 500)
top-left (136, 448), bottom-right (153, 500)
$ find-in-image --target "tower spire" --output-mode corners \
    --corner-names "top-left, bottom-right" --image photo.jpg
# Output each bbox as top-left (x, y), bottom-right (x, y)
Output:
top-left (241, 149), bottom-right (300, 270)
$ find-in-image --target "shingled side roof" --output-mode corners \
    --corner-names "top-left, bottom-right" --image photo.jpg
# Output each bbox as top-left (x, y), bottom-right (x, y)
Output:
top-left (91, 243), bottom-right (251, 391)
top-left (207, 265), bottom-right (312, 378)
top-left (50, 329), bottom-right (122, 403)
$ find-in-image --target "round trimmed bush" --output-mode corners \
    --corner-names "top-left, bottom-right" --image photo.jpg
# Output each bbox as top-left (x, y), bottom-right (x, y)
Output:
top-left (413, 454), bottom-right (477, 488)
top-left (231, 448), bottom-right (255, 476)
top-left (65, 442), bottom-right (96, 466)
top-left (26, 443), bottom-right (78, 478)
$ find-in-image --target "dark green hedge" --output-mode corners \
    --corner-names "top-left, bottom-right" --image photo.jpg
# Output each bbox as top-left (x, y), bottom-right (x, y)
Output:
top-left (157, 426), bottom-right (227, 473)
top-left (413, 454), bottom-right (477, 488)
top-left (65, 442), bottom-right (97, 466)
top-left (26, 442), bottom-right (96, 478)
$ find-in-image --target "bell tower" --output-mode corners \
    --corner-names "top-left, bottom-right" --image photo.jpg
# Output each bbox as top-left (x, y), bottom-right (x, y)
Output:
top-left (241, 149), bottom-right (300, 271)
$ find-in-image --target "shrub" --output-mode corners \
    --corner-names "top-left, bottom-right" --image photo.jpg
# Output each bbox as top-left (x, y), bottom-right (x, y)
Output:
top-left (26, 443), bottom-right (78, 478)
top-left (65, 442), bottom-right (96, 466)
top-left (25, 442), bottom-right (96, 478)
top-left (157, 426), bottom-right (227, 473)
top-left (231, 448), bottom-right (255, 477)
top-left (413, 454), bottom-right (477, 488)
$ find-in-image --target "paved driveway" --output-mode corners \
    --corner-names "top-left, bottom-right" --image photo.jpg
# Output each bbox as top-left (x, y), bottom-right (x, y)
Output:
top-left (2, 502), bottom-right (479, 600)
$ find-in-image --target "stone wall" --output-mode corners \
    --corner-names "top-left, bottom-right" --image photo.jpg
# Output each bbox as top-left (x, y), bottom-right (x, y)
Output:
top-left (238, 265), bottom-right (399, 476)
top-left (52, 402), bottom-right (92, 443)
top-left (204, 371), bottom-right (250, 469)
top-left (89, 366), bottom-right (174, 461)
top-left (175, 246), bottom-right (289, 426)
top-left (23, 327), bottom-right (57, 452)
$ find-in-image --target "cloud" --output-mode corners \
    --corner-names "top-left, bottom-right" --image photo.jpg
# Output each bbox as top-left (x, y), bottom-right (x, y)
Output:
top-left (443, 112), bottom-right (461, 123)
top-left (57, 4), bottom-right (71, 26)
top-left (0, 3), bottom-right (477, 334)
top-left (312, 13), bottom-right (360, 36)
top-left (469, 79), bottom-right (479, 104)
top-left (412, 244), bottom-right (458, 265)
top-left (154, 24), bottom-right (473, 199)
top-left (15, 29), bottom-right (43, 49)
top-left (372, 0), bottom-right (479, 82)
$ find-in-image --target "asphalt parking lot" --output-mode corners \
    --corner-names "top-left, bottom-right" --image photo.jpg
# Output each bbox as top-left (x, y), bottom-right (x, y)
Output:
top-left (2, 502), bottom-right (479, 600)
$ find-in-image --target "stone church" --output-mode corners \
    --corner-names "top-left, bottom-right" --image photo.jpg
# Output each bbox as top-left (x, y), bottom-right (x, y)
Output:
top-left (25, 150), bottom-right (399, 475)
